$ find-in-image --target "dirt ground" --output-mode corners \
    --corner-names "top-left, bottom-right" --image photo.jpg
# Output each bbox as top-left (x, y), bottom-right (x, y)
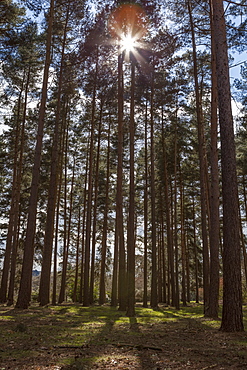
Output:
top-left (0, 303), bottom-right (246, 369)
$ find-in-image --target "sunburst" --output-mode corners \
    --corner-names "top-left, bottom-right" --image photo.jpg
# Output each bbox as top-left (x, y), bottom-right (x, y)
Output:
top-left (108, 4), bottom-right (148, 63)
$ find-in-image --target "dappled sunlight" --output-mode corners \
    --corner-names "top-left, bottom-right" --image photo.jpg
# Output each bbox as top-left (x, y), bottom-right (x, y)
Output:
top-left (0, 303), bottom-right (247, 368)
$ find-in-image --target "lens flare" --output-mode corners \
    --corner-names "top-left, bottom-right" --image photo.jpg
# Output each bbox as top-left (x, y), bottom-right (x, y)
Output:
top-left (108, 3), bottom-right (148, 60)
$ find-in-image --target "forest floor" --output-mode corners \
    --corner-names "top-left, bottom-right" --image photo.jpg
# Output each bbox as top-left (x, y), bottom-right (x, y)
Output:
top-left (0, 303), bottom-right (247, 370)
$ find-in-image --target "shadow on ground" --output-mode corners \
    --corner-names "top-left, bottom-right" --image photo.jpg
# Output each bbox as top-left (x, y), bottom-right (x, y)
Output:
top-left (0, 303), bottom-right (247, 369)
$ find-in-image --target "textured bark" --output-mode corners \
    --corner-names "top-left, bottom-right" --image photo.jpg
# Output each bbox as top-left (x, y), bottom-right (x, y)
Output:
top-left (212, 0), bottom-right (244, 332)
top-left (15, 0), bottom-right (54, 309)
top-left (207, 0), bottom-right (220, 319)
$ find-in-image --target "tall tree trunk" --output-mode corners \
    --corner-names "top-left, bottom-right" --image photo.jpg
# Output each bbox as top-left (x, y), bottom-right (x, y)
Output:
top-left (52, 115), bottom-right (66, 305)
top-left (117, 50), bottom-right (126, 311)
top-left (126, 57), bottom-right (135, 317)
top-left (143, 97), bottom-right (148, 308)
top-left (192, 194), bottom-right (199, 303)
top-left (15, 0), bottom-right (54, 309)
top-left (58, 153), bottom-right (75, 303)
top-left (185, 229), bottom-right (190, 303)
top-left (150, 66), bottom-right (157, 309)
top-left (180, 176), bottom-right (187, 307)
top-left (39, 7), bottom-right (69, 306)
top-left (83, 49), bottom-right (98, 307)
top-left (161, 110), bottom-right (175, 307)
top-left (99, 117), bottom-right (111, 305)
top-left (207, 0), bottom-right (220, 318)
top-left (173, 113), bottom-right (180, 309)
top-left (79, 146), bottom-right (89, 304)
top-left (111, 218), bottom-right (119, 307)
top-left (212, 0), bottom-right (244, 332)
top-left (89, 99), bottom-right (103, 304)
top-left (188, 0), bottom-right (210, 313)
top-left (58, 125), bottom-right (69, 304)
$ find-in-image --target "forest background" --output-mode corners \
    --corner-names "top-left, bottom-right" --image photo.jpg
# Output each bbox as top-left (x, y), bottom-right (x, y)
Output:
top-left (0, 0), bottom-right (247, 333)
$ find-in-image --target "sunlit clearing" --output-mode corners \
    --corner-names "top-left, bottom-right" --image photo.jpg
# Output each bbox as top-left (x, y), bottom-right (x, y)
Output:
top-left (120, 33), bottom-right (136, 54)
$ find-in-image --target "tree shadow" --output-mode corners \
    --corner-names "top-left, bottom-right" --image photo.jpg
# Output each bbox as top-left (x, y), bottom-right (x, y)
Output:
top-left (59, 307), bottom-right (165, 369)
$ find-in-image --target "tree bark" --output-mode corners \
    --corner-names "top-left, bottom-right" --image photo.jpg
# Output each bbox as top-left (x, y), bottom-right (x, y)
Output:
top-left (212, 0), bottom-right (244, 332)
top-left (207, 0), bottom-right (220, 319)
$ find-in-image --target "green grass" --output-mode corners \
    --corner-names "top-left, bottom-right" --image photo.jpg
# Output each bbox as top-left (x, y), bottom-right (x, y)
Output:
top-left (0, 303), bottom-right (246, 369)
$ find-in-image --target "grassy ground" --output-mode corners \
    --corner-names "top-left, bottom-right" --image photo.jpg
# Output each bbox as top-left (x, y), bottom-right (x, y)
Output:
top-left (0, 302), bottom-right (246, 369)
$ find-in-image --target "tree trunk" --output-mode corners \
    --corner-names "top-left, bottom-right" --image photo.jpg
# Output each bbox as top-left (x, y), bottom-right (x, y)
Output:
top-left (150, 66), bottom-right (157, 309)
top-left (52, 114), bottom-right (66, 305)
top-left (192, 194), bottom-right (199, 303)
top-left (79, 145), bottom-right (89, 304)
top-left (117, 50), bottom-right (126, 312)
top-left (89, 99), bottom-right (103, 304)
top-left (173, 114), bottom-right (180, 309)
top-left (212, 0), bottom-right (244, 332)
top-left (126, 57), bottom-right (135, 317)
top-left (180, 176), bottom-right (187, 307)
top-left (83, 49), bottom-right (98, 307)
top-left (161, 112), bottom-right (175, 307)
top-left (15, 0), bottom-right (54, 309)
top-left (58, 125), bottom-right (69, 304)
top-left (99, 117), bottom-right (111, 305)
top-left (39, 6), bottom-right (69, 306)
top-left (207, 0), bottom-right (220, 318)
top-left (188, 0), bottom-right (210, 313)
top-left (143, 97), bottom-right (148, 308)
